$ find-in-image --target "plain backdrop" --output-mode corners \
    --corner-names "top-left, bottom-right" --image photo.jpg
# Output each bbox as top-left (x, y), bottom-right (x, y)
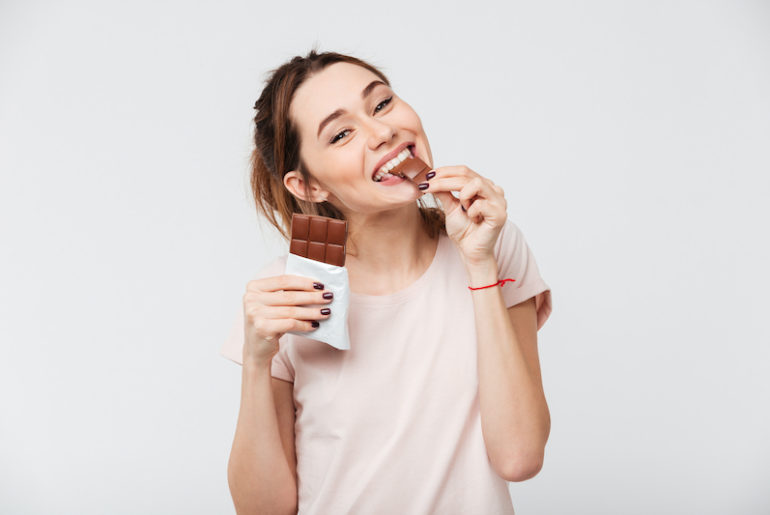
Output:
top-left (1, 0), bottom-right (768, 513)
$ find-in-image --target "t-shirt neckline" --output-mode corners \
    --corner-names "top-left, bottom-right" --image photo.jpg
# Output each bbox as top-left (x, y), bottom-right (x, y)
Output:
top-left (348, 233), bottom-right (446, 306)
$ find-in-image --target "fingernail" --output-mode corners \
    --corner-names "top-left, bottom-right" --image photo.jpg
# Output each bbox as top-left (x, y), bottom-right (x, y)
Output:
top-left (461, 205), bottom-right (466, 212)
top-left (323, 292), bottom-right (334, 299)
top-left (313, 282), bottom-right (324, 290)
top-left (311, 320), bottom-right (320, 328)
top-left (320, 308), bottom-right (331, 315)
top-left (418, 182), bottom-right (429, 190)
top-left (426, 171), bottom-right (436, 180)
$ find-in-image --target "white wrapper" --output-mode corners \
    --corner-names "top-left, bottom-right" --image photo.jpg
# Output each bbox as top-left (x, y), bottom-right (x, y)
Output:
top-left (284, 252), bottom-right (351, 350)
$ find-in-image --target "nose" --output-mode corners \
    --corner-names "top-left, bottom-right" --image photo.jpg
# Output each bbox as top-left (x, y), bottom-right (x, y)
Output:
top-left (365, 116), bottom-right (396, 150)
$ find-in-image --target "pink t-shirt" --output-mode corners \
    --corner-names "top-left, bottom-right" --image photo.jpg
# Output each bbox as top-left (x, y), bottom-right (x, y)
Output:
top-left (221, 218), bottom-right (552, 514)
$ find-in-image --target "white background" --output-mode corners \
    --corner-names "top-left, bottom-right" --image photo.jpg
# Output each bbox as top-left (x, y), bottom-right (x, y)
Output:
top-left (1, 0), bottom-right (768, 513)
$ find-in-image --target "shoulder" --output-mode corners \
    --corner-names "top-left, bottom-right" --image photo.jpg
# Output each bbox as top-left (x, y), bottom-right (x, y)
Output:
top-left (493, 218), bottom-right (525, 259)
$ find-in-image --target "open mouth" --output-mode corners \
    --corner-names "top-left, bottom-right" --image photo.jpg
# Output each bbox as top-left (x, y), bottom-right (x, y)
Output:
top-left (372, 145), bottom-right (416, 182)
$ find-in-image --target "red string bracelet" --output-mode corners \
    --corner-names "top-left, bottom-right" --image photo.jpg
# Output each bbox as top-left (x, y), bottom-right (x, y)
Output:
top-left (468, 278), bottom-right (516, 290)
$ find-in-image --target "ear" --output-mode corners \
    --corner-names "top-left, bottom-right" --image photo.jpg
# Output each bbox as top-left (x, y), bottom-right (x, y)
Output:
top-left (283, 170), bottom-right (329, 203)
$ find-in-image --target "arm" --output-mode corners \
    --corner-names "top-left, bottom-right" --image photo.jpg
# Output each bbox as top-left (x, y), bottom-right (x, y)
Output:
top-left (466, 258), bottom-right (551, 482)
top-left (227, 361), bottom-right (298, 514)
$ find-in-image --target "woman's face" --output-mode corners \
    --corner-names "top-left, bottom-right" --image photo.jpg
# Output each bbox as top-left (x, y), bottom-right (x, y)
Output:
top-left (285, 62), bottom-right (433, 215)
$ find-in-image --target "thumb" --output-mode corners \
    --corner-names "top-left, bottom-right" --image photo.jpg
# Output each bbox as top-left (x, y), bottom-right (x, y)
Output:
top-left (430, 190), bottom-right (462, 214)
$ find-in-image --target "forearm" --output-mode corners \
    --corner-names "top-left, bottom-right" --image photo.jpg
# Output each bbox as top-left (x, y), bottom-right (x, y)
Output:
top-left (466, 258), bottom-right (550, 480)
top-left (228, 361), bottom-right (297, 515)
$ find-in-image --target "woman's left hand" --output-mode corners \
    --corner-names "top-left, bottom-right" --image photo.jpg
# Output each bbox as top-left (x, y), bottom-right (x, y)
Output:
top-left (421, 165), bottom-right (507, 265)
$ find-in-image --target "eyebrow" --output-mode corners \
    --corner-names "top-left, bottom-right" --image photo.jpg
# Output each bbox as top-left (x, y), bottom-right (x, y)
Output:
top-left (316, 80), bottom-right (388, 139)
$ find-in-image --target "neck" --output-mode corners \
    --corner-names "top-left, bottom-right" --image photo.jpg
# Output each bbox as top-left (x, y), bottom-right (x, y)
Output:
top-left (343, 206), bottom-right (437, 293)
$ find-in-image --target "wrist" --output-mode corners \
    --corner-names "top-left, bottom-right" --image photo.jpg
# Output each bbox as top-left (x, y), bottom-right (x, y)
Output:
top-left (464, 258), bottom-right (499, 288)
top-left (242, 355), bottom-right (274, 374)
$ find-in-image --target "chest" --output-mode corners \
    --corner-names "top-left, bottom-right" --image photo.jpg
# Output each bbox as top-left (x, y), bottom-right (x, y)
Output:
top-left (288, 276), bottom-right (479, 432)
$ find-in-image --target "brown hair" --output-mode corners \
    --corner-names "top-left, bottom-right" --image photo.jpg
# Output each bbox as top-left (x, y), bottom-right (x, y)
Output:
top-left (249, 49), bottom-right (446, 251)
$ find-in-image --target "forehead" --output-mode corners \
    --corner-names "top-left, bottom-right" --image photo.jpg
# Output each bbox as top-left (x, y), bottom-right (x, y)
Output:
top-left (290, 62), bottom-right (383, 136)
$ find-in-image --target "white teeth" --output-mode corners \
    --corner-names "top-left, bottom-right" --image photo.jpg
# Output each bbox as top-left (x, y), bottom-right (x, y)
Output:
top-left (375, 147), bottom-right (412, 178)
top-left (372, 147), bottom-right (415, 181)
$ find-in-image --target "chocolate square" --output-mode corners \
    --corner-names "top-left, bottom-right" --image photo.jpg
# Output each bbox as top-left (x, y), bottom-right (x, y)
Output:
top-left (388, 153), bottom-right (433, 184)
top-left (289, 213), bottom-right (348, 267)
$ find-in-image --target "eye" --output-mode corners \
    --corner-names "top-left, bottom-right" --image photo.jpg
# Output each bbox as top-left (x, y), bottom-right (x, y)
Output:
top-left (330, 129), bottom-right (350, 144)
top-left (329, 97), bottom-right (393, 145)
top-left (374, 96), bottom-right (393, 113)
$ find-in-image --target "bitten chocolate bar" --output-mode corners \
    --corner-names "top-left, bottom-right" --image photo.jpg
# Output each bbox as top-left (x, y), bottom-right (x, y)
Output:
top-left (289, 213), bottom-right (348, 267)
top-left (388, 153), bottom-right (433, 185)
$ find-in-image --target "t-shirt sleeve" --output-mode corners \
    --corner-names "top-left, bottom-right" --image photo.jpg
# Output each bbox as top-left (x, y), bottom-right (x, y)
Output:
top-left (219, 255), bottom-right (295, 382)
top-left (493, 218), bottom-right (553, 331)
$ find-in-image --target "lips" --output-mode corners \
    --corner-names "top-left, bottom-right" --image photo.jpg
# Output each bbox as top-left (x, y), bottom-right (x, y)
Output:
top-left (371, 142), bottom-right (415, 180)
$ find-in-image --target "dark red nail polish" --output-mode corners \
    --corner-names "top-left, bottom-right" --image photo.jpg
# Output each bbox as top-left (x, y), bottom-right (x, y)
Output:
top-left (461, 205), bottom-right (466, 212)
top-left (313, 282), bottom-right (324, 289)
top-left (426, 171), bottom-right (436, 180)
top-left (321, 308), bottom-right (331, 315)
top-left (418, 182), bottom-right (429, 190)
top-left (323, 292), bottom-right (333, 299)
top-left (311, 320), bottom-right (320, 328)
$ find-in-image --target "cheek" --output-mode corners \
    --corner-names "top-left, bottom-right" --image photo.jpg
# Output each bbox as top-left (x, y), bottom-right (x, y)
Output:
top-left (326, 146), bottom-right (366, 183)
top-left (396, 101), bottom-right (421, 125)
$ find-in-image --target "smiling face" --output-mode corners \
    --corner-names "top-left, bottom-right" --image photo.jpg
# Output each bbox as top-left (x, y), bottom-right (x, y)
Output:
top-left (284, 62), bottom-right (434, 216)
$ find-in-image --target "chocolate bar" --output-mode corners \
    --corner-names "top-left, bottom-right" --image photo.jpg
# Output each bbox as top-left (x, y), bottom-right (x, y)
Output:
top-left (289, 213), bottom-right (348, 267)
top-left (389, 153), bottom-right (433, 185)
top-left (285, 213), bottom-right (352, 350)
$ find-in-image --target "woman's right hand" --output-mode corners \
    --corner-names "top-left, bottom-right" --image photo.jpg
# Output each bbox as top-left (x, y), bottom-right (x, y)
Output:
top-left (242, 274), bottom-right (333, 366)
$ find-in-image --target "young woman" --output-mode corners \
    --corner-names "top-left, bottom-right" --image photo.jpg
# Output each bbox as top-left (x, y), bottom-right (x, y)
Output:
top-left (221, 50), bottom-right (553, 514)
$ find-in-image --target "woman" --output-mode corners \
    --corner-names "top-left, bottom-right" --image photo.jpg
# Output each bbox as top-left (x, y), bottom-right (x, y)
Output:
top-left (221, 49), bottom-right (553, 514)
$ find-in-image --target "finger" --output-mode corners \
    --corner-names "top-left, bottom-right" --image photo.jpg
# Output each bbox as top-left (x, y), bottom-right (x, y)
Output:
top-left (249, 289), bottom-right (332, 306)
top-left (466, 199), bottom-right (506, 225)
top-left (423, 176), bottom-right (484, 215)
top-left (458, 177), bottom-right (487, 211)
top-left (260, 317), bottom-right (320, 335)
top-left (429, 190), bottom-right (462, 214)
top-left (262, 305), bottom-right (332, 321)
top-left (249, 274), bottom-right (326, 293)
top-left (428, 165), bottom-right (477, 179)
top-left (465, 197), bottom-right (489, 223)
top-left (421, 176), bottom-right (472, 195)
